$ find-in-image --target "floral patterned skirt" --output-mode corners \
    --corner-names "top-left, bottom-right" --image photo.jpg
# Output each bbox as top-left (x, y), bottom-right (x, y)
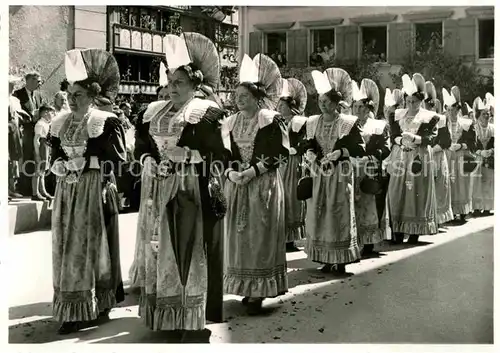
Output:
top-left (386, 145), bottom-right (438, 235)
top-left (223, 169), bottom-right (288, 298)
top-left (446, 150), bottom-right (473, 215)
top-left (52, 170), bottom-right (116, 323)
top-left (134, 158), bottom-right (207, 331)
top-left (433, 150), bottom-right (454, 224)
top-left (305, 162), bottom-right (360, 265)
top-left (471, 158), bottom-right (494, 211)
top-left (352, 158), bottom-right (385, 246)
top-left (281, 154), bottom-right (306, 242)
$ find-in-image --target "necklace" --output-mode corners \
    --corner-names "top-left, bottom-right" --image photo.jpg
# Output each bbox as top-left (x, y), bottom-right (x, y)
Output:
top-left (64, 112), bottom-right (90, 144)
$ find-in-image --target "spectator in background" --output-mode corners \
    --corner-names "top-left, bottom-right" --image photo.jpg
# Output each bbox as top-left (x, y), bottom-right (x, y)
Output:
top-left (328, 43), bottom-right (336, 59)
top-left (53, 91), bottom-right (69, 113)
top-left (32, 104), bottom-right (55, 201)
top-left (310, 47), bottom-right (324, 66)
top-left (320, 45), bottom-right (331, 62)
top-left (156, 85), bottom-right (169, 100)
top-left (12, 71), bottom-right (46, 197)
top-left (8, 74), bottom-right (30, 199)
top-left (60, 79), bottom-right (69, 92)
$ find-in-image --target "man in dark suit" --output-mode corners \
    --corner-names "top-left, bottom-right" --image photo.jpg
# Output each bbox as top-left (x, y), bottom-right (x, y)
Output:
top-left (12, 72), bottom-right (45, 198)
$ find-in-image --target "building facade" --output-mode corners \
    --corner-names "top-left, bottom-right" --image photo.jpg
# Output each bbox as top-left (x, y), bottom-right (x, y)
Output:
top-left (238, 6), bottom-right (494, 89)
top-left (9, 5), bottom-right (238, 102)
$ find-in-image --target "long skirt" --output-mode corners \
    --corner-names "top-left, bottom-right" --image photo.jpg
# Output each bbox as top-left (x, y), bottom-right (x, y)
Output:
top-left (471, 158), bottom-right (494, 211)
top-left (135, 159), bottom-right (207, 331)
top-left (224, 170), bottom-right (288, 298)
top-left (52, 170), bottom-right (119, 322)
top-left (386, 145), bottom-right (438, 235)
top-left (281, 154), bottom-right (306, 242)
top-left (446, 150), bottom-right (473, 215)
top-left (433, 150), bottom-right (454, 224)
top-left (352, 159), bottom-right (384, 246)
top-left (305, 161), bottom-right (360, 265)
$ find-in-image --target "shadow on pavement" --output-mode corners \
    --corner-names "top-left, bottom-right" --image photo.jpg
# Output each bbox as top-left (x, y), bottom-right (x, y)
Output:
top-left (9, 227), bottom-right (493, 344)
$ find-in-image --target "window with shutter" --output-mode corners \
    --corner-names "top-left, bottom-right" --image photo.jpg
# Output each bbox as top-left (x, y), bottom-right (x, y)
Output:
top-left (361, 25), bottom-right (387, 62)
top-left (336, 25), bottom-right (359, 61)
top-left (478, 18), bottom-right (493, 59)
top-left (311, 28), bottom-right (336, 64)
top-left (415, 22), bottom-right (443, 53)
top-left (265, 32), bottom-right (287, 67)
top-left (443, 19), bottom-right (459, 57)
top-left (388, 23), bottom-right (412, 64)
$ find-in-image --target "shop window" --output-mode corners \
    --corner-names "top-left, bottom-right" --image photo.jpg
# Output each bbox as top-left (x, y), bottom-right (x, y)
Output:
top-left (362, 26), bottom-right (387, 62)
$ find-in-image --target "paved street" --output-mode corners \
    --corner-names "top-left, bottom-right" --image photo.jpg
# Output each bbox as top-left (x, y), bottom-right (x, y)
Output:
top-left (7, 212), bottom-right (494, 344)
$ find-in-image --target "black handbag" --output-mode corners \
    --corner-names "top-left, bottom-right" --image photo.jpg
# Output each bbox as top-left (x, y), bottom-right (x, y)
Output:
top-left (360, 157), bottom-right (383, 195)
top-left (297, 162), bottom-right (313, 201)
top-left (462, 153), bottom-right (479, 174)
top-left (206, 154), bottom-right (227, 220)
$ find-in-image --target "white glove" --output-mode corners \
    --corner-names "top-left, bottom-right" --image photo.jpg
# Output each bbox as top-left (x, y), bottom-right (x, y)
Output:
top-left (481, 150), bottom-right (490, 158)
top-left (228, 170), bottom-right (243, 184)
top-left (325, 150), bottom-right (342, 162)
top-left (432, 145), bottom-right (442, 153)
top-left (305, 150), bottom-right (317, 163)
top-left (449, 143), bottom-right (461, 152)
top-left (289, 147), bottom-right (298, 155)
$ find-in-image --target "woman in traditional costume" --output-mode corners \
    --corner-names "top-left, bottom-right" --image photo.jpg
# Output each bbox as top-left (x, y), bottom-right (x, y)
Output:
top-left (132, 33), bottom-right (227, 340)
top-left (302, 68), bottom-right (364, 274)
top-left (276, 78), bottom-right (308, 252)
top-left (49, 49), bottom-right (126, 334)
top-left (222, 54), bottom-right (289, 314)
top-left (442, 86), bottom-right (477, 224)
top-left (471, 94), bottom-right (494, 216)
top-left (386, 74), bottom-right (439, 244)
top-left (485, 93), bottom-right (494, 124)
top-left (351, 79), bottom-right (390, 256)
top-left (424, 81), bottom-right (453, 227)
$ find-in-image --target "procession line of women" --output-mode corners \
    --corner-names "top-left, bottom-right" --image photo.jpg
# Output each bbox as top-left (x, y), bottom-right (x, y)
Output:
top-left (47, 31), bottom-right (493, 342)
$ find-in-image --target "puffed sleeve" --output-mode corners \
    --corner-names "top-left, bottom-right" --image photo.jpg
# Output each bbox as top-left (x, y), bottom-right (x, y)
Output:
top-left (335, 122), bottom-right (366, 159)
top-left (133, 109), bottom-right (159, 164)
top-left (48, 135), bottom-right (67, 166)
top-left (388, 110), bottom-right (402, 146)
top-left (486, 136), bottom-right (494, 150)
top-left (178, 105), bottom-right (230, 167)
top-left (84, 117), bottom-right (127, 178)
top-left (458, 124), bottom-right (478, 153)
top-left (252, 117), bottom-right (289, 171)
top-left (415, 116), bottom-right (439, 147)
top-left (433, 126), bottom-right (452, 149)
top-left (367, 124), bottom-right (391, 162)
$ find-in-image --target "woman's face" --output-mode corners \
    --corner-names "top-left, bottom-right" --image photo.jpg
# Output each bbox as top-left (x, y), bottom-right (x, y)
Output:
top-left (277, 99), bottom-right (292, 118)
top-left (448, 104), bottom-right (460, 116)
top-left (158, 86), bottom-right (169, 101)
top-left (405, 95), bottom-right (422, 113)
top-left (167, 69), bottom-right (196, 105)
top-left (479, 109), bottom-right (491, 125)
top-left (352, 100), bottom-right (369, 118)
top-left (55, 92), bottom-right (68, 110)
top-left (67, 83), bottom-right (93, 113)
top-left (235, 85), bottom-right (258, 112)
top-left (318, 94), bottom-right (337, 115)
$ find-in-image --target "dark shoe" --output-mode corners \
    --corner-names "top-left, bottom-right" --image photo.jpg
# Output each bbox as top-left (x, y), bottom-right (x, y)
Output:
top-left (320, 264), bottom-right (334, 273)
top-left (242, 297), bottom-right (250, 306)
top-left (457, 214), bottom-right (468, 225)
top-left (472, 210), bottom-right (483, 217)
top-left (482, 210), bottom-right (492, 216)
top-left (57, 322), bottom-right (81, 335)
top-left (408, 235), bottom-right (419, 244)
top-left (97, 308), bottom-right (111, 322)
top-left (246, 299), bottom-right (264, 315)
top-left (9, 191), bottom-right (23, 198)
top-left (393, 233), bottom-right (405, 244)
top-left (286, 242), bottom-right (301, 252)
top-left (361, 244), bottom-right (375, 256)
top-left (31, 194), bottom-right (47, 202)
